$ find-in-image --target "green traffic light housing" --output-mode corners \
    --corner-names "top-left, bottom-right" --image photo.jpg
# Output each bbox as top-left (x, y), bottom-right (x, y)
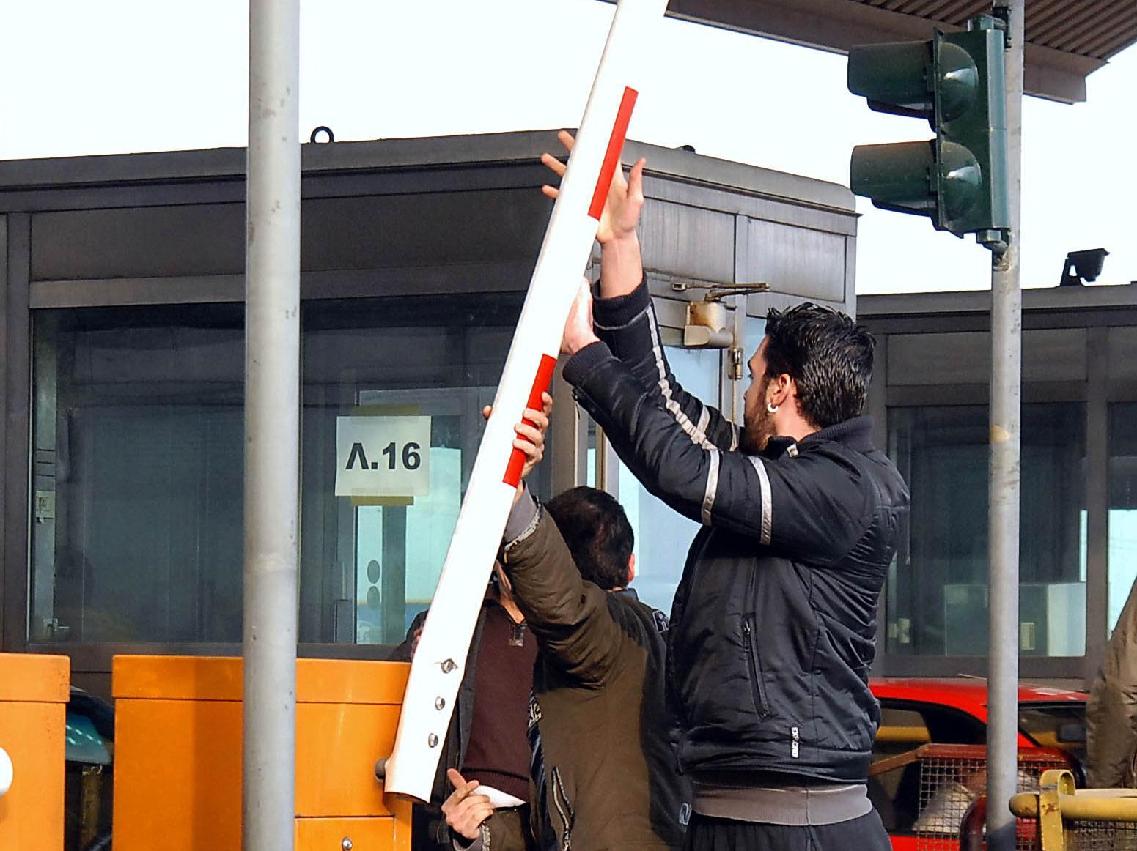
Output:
top-left (848, 16), bottom-right (1009, 250)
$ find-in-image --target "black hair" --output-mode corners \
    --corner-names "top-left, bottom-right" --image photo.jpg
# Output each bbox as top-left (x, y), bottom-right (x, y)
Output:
top-left (763, 303), bottom-right (875, 428)
top-left (544, 486), bottom-right (634, 592)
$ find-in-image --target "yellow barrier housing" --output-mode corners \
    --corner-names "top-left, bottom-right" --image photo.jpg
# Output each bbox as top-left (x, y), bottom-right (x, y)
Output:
top-left (112, 655), bottom-right (412, 851)
top-left (1010, 768), bottom-right (1137, 851)
top-left (0, 653), bottom-right (70, 851)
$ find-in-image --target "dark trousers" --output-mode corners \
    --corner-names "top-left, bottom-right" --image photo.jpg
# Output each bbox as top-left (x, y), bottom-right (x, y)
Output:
top-left (484, 805), bottom-right (540, 851)
top-left (684, 810), bottom-right (891, 851)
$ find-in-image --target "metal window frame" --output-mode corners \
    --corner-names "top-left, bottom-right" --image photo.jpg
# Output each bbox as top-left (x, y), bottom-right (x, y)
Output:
top-left (2, 214), bottom-right (31, 654)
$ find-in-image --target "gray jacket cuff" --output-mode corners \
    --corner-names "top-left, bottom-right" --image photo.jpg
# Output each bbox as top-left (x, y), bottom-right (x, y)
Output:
top-left (592, 278), bottom-right (651, 330)
top-left (452, 835), bottom-right (484, 851)
top-left (503, 485), bottom-right (540, 547)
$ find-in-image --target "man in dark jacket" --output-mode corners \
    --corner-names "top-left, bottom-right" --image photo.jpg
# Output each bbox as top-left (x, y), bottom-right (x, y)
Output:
top-left (443, 477), bottom-right (690, 850)
top-left (548, 132), bottom-right (909, 850)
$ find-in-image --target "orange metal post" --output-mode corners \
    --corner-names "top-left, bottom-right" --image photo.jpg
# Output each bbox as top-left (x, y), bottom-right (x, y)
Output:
top-left (113, 656), bottom-right (412, 851)
top-left (0, 653), bottom-right (70, 851)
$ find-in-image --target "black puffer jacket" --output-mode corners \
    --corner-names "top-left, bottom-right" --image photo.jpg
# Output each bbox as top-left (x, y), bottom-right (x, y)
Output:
top-left (563, 282), bottom-right (909, 786)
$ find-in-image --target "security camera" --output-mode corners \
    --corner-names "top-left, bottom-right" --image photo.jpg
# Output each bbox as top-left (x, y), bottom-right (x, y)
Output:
top-left (1059, 248), bottom-right (1108, 286)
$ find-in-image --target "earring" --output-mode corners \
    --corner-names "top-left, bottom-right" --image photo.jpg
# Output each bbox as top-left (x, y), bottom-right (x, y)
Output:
top-left (766, 402), bottom-right (779, 414)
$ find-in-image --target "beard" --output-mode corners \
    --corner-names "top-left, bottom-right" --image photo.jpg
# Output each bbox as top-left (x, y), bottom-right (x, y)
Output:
top-left (740, 386), bottom-right (777, 455)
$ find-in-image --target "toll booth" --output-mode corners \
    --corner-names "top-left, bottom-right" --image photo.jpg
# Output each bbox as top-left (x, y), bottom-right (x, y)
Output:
top-left (112, 656), bottom-right (411, 850)
top-left (0, 130), bottom-right (857, 694)
top-left (0, 131), bottom-right (856, 847)
top-left (0, 653), bottom-right (69, 851)
top-left (859, 284), bottom-right (1137, 682)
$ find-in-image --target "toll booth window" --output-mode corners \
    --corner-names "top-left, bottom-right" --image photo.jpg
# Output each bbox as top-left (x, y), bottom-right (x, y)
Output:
top-left (29, 294), bottom-right (550, 647)
top-left (599, 315), bottom-right (762, 613)
top-left (30, 305), bottom-right (246, 643)
top-left (299, 294), bottom-right (550, 646)
top-left (886, 404), bottom-right (1087, 658)
top-left (605, 345), bottom-right (725, 613)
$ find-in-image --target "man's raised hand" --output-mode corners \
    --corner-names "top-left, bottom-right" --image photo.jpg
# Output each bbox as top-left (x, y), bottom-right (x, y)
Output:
top-left (540, 129), bottom-right (645, 246)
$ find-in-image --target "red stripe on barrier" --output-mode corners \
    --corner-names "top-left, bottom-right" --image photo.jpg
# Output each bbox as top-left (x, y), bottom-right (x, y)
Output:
top-left (588, 86), bottom-right (639, 221)
top-left (503, 354), bottom-right (558, 487)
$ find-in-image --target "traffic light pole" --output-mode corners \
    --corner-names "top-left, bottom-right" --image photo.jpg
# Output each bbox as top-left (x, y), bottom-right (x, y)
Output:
top-left (244, 1), bottom-right (301, 849)
top-left (986, 2), bottom-right (1023, 849)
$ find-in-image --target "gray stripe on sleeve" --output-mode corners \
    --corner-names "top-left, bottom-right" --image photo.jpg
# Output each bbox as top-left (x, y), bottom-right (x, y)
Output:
top-left (748, 456), bottom-right (773, 546)
top-left (645, 307), bottom-right (714, 451)
top-left (702, 447), bottom-right (721, 525)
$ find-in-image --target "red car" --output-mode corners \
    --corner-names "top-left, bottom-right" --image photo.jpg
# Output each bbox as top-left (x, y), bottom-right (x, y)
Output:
top-left (868, 678), bottom-right (1087, 850)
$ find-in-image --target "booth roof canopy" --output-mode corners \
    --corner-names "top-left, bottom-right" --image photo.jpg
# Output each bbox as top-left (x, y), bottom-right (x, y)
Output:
top-left (642, 0), bottom-right (1137, 103)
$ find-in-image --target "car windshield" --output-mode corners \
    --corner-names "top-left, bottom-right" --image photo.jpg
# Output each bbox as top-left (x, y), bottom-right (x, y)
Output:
top-left (1018, 702), bottom-right (1087, 756)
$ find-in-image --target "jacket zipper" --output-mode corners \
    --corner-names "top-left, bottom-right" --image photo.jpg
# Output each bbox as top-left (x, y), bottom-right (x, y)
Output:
top-left (742, 616), bottom-right (771, 719)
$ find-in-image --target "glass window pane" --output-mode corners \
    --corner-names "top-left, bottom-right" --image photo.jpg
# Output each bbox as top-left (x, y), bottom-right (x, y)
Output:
top-left (1017, 703), bottom-right (1087, 764)
top-left (30, 306), bottom-right (246, 643)
top-left (299, 294), bottom-right (550, 646)
top-left (1108, 403), bottom-right (1137, 634)
top-left (617, 346), bottom-right (723, 613)
top-left (30, 293), bottom-right (553, 649)
top-left (886, 404), bottom-right (1087, 657)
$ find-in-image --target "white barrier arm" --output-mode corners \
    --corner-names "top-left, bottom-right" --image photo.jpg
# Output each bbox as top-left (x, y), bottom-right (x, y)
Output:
top-left (0, 746), bottom-right (12, 798)
top-left (383, 0), bottom-right (668, 801)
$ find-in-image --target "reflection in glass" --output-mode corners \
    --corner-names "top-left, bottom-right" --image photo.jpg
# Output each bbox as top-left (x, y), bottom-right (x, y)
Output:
top-left (300, 294), bottom-right (550, 646)
top-left (30, 305), bottom-right (246, 644)
top-left (618, 346), bottom-right (723, 613)
top-left (601, 314), bottom-right (763, 615)
top-left (887, 404), bottom-right (1086, 657)
top-left (350, 443), bottom-right (463, 645)
top-left (30, 293), bottom-right (547, 648)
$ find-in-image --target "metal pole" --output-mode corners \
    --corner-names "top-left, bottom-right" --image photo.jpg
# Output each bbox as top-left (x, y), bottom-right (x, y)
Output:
top-left (243, 0), bottom-right (300, 848)
top-left (987, 2), bottom-right (1023, 849)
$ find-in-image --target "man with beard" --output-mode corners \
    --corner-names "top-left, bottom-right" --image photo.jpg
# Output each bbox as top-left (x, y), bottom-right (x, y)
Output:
top-left (546, 132), bottom-right (910, 851)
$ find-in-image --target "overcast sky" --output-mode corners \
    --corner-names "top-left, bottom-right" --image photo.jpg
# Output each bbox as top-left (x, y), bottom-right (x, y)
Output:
top-left (1, 0), bottom-right (1133, 294)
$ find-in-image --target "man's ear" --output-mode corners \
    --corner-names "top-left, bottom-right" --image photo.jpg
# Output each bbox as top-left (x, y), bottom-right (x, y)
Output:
top-left (785, 375), bottom-right (810, 420)
top-left (768, 373), bottom-right (794, 409)
top-left (627, 553), bottom-right (637, 584)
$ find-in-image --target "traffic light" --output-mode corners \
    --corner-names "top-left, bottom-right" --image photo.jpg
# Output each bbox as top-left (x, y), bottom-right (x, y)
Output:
top-left (848, 16), bottom-right (1009, 250)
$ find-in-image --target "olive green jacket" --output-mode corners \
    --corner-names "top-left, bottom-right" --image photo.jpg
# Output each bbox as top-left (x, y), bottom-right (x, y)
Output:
top-left (500, 499), bottom-right (688, 850)
top-left (1087, 579), bottom-right (1137, 788)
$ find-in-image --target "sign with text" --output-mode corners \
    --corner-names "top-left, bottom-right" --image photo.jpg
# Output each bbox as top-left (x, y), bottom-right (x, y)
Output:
top-left (335, 416), bottom-right (431, 498)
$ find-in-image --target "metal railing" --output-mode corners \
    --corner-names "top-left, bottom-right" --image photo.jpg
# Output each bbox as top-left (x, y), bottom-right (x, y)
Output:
top-left (1010, 769), bottom-right (1137, 851)
top-left (869, 743), bottom-right (1069, 850)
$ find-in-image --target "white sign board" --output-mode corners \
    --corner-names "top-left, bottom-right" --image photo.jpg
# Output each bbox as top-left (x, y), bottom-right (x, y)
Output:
top-left (335, 416), bottom-right (431, 498)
